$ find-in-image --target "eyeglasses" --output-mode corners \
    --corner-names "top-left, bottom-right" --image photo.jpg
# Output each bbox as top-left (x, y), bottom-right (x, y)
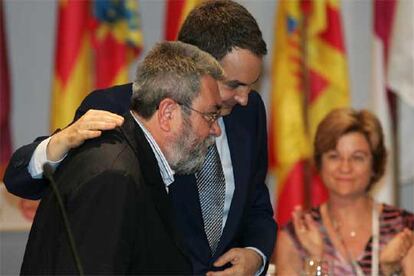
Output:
top-left (177, 102), bottom-right (221, 126)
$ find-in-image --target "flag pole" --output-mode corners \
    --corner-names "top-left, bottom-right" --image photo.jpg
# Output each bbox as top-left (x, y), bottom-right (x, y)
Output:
top-left (389, 88), bottom-right (399, 205)
top-left (300, 1), bottom-right (312, 210)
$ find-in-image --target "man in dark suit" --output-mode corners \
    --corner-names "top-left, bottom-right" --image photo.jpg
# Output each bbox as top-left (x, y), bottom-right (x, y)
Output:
top-left (20, 41), bottom-right (224, 274)
top-left (5, 1), bottom-right (277, 275)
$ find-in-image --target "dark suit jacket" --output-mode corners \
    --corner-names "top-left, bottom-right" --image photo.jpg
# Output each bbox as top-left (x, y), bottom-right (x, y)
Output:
top-left (20, 113), bottom-right (192, 275)
top-left (6, 83), bottom-right (277, 274)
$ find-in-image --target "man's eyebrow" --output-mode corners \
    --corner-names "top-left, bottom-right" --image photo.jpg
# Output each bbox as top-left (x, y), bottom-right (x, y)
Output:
top-left (224, 76), bottom-right (260, 87)
top-left (225, 80), bottom-right (245, 87)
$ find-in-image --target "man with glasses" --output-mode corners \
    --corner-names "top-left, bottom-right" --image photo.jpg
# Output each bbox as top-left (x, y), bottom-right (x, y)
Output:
top-left (21, 41), bottom-right (224, 274)
top-left (177, 102), bottom-right (221, 126)
top-left (5, 1), bottom-right (277, 275)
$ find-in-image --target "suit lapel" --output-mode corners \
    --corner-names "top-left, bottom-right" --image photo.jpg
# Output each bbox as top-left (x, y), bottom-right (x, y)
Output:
top-left (215, 108), bottom-right (252, 254)
top-left (120, 112), bottom-right (190, 260)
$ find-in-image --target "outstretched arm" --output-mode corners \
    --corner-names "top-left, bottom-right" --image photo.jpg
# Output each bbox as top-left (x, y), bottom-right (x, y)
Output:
top-left (3, 84), bottom-right (131, 199)
top-left (4, 110), bottom-right (123, 199)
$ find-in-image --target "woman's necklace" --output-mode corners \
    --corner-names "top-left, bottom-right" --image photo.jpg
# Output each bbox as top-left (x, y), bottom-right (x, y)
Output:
top-left (331, 217), bottom-right (357, 238)
top-left (326, 202), bottom-right (372, 276)
top-left (327, 206), bottom-right (357, 261)
top-left (327, 198), bottom-right (373, 240)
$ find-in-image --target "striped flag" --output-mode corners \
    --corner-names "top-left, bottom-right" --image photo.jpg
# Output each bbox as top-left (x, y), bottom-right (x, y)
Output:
top-left (50, 0), bottom-right (143, 131)
top-left (387, 0), bottom-right (414, 107)
top-left (269, 0), bottom-right (350, 226)
top-left (371, 0), bottom-right (397, 205)
top-left (0, 0), bottom-right (12, 180)
top-left (386, 0), bottom-right (414, 203)
top-left (164, 0), bottom-right (201, 41)
top-left (50, 0), bottom-right (93, 131)
top-left (91, 0), bottom-right (143, 89)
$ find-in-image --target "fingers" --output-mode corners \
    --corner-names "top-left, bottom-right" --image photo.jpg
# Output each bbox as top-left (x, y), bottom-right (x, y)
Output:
top-left (209, 248), bottom-right (259, 276)
top-left (213, 248), bottom-right (239, 267)
top-left (208, 249), bottom-right (239, 276)
top-left (292, 206), bottom-right (306, 232)
top-left (78, 129), bottom-right (102, 140)
top-left (292, 205), bottom-right (307, 234)
top-left (293, 206), bottom-right (317, 233)
top-left (46, 110), bottom-right (123, 161)
top-left (304, 212), bottom-right (317, 231)
top-left (207, 266), bottom-right (238, 276)
top-left (401, 227), bottom-right (414, 241)
top-left (81, 121), bottom-right (119, 131)
top-left (292, 206), bottom-right (324, 258)
top-left (65, 110), bottom-right (124, 147)
top-left (399, 228), bottom-right (414, 256)
top-left (381, 228), bottom-right (414, 264)
top-left (63, 126), bottom-right (100, 148)
top-left (77, 109), bottom-right (124, 131)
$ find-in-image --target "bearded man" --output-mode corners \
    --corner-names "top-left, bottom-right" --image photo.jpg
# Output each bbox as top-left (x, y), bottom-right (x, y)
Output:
top-left (20, 41), bottom-right (224, 275)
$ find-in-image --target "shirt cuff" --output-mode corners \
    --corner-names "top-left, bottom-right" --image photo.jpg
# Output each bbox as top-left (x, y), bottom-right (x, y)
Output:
top-left (28, 137), bottom-right (66, 179)
top-left (246, 247), bottom-right (266, 276)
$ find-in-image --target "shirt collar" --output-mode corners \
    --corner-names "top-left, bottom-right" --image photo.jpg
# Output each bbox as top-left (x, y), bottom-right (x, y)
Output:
top-left (130, 111), bottom-right (175, 188)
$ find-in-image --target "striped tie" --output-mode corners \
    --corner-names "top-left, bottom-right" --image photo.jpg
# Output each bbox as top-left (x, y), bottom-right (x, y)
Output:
top-left (195, 144), bottom-right (225, 254)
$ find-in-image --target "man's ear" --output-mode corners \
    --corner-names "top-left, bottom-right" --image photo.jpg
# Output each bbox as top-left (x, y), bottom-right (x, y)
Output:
top-left (157, 98), bottom-right (178, 131)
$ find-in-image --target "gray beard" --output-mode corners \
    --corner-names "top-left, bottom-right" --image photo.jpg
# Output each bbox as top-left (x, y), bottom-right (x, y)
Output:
top-left (168, 116), bottom-right (215, 175)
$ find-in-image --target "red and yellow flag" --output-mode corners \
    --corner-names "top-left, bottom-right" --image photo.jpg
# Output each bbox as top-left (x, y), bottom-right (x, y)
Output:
top-left (91, 0), bottom-right (143, 88)
top-left (268, 0), bottom-right (349, 226)
top-left (50, 0), bottom-right (143, 131)
top-left (164, 0), bottom-right (201, 41)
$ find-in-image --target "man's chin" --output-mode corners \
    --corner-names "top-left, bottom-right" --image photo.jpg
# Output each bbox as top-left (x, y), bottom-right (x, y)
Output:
top-left (173, 139), bottom-right (214, 175)
top-left (174, 161), bottom-right (203, 175)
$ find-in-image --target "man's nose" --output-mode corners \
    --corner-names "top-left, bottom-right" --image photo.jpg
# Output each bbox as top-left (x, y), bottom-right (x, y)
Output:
top-left (234, 87), bottom-right (250, 106)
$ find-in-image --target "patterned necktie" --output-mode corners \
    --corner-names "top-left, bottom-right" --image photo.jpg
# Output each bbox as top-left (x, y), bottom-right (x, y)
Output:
top-left (195, 143), bottom-right (225, 254)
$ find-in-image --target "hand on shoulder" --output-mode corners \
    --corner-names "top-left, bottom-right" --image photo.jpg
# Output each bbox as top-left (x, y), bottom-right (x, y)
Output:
top-left (47, 109), bottom-right (124, 161)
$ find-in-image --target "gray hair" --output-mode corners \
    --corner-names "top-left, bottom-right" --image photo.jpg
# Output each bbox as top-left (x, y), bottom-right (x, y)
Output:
top-left (131, 41), bottom-right (224, 119)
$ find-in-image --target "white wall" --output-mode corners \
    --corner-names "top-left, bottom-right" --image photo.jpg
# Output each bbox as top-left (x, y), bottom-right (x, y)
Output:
top-left (2, 0), bottom-right (413, 274)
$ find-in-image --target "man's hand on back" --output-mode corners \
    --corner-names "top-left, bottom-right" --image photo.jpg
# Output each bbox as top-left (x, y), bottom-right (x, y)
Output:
top-left (47, 109), bottom-right (124, 161)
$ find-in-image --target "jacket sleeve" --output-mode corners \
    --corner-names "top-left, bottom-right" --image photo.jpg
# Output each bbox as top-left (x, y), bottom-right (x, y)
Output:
top-left (3, 98), bottom-right (92, 200)
top-left (4, 138), bottom-right (48, 199)
top-left (3, 86), bottom-right (130, 199)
